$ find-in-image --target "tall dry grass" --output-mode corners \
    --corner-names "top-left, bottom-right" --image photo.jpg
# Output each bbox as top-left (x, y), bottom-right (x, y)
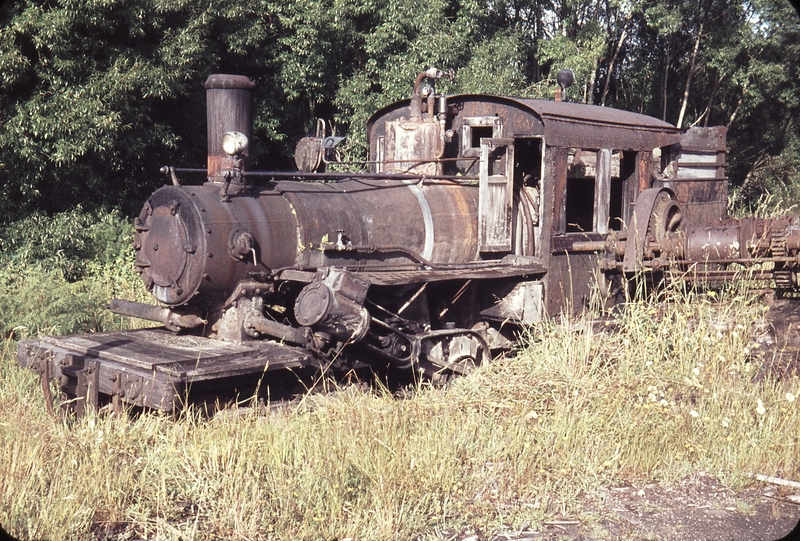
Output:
top-left (1, 281), bottom-right (798, 540)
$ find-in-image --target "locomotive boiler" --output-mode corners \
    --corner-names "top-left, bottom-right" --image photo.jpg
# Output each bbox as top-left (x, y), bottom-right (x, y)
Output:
top-left (18, 70), bottom-right (800, 416)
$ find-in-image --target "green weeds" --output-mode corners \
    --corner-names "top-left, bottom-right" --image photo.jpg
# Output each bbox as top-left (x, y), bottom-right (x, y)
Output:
top-left (0, 208), bottom-right (148, 338)
top-left (0, 211), bottom-right (798, 540)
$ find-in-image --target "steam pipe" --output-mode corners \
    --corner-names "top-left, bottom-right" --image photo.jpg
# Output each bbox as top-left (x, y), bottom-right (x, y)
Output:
top-left (411, 68), bottom-right (443, 121)
top-left (243, 311), bottom-right (308, 346)
top-left (160, 167), bottom-right (479, 182)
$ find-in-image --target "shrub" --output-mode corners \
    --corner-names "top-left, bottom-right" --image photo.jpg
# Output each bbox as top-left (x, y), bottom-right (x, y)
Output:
top-left (0, 208), bottom-right (148, 338)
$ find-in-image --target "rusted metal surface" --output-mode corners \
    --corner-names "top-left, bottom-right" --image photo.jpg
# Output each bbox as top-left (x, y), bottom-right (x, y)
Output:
top-left (684, 216), bottom-right (800, 261)
top-left (134, 177), bottom-right (491, 307)
top-left (367, 96), bottom-right (681, 176)
top-left (205, 74), bottom-right (255, 184)
top-left (514, 99), bottom-right (682, 150)
top-left (21, 69), bottom-right (800, 416)
top-left (108, 299), bottom-right (206, 331)
top-left (656, 126), bottom-right (729, 225)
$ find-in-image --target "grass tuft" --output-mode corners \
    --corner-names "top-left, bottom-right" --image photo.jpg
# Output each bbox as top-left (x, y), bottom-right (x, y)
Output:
top-left (1, 280), bottom-right (798, 540)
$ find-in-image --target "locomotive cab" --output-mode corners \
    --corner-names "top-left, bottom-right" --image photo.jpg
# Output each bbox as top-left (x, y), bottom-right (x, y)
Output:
top-left (367, 85), bottom-right (730, 316)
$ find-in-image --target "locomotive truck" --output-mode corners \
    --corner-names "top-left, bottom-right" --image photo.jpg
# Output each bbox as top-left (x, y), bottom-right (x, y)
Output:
top-left (18, 70), bottom-right (800, 416)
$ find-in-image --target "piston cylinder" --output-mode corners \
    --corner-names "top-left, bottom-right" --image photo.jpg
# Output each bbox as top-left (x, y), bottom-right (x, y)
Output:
top-left (684, 225), bottom-right (742, 261)
top-left (294, 270), bottom-right (371, 343)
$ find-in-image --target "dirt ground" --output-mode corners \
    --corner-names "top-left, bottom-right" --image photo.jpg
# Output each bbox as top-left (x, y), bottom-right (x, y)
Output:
top-left (563, 473), bottom-right (798, 541)
top-left (3, 474), bottom-right (798, 541)
top-left (444, 472), bottom-right (800, 541)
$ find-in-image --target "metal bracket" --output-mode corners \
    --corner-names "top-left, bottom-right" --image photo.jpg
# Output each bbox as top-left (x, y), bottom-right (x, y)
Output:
top-left (75, 359), bottom-right (100, 418)
top-left (111, 372), bottom-right (123, 416)
top-left (35, 351), bottom-right (56, 418)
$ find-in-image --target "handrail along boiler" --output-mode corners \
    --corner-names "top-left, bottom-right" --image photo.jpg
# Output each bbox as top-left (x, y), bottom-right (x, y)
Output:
top-left (18, 71), bottom-right (800, 414)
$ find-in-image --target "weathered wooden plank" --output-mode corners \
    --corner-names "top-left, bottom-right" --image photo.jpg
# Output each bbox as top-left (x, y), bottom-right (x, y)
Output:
top-left (178, 348), bottom-right (312, 379)
top-left (26, 329), bottom-right (313, 378)
top-left (677, 153), bottom-right (723, 165)
top-left (478, 138), bottom-right (515, 252)
top-left (19, 329), bottom-right (318, 411)
top-left (35, 329), bottom-right (255, 370)
top-left (595, 149), bottom-right (612, 234)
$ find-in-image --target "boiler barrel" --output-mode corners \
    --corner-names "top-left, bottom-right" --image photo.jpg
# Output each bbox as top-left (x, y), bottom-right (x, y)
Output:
top-left (134, 178), bottom-right (479, 306)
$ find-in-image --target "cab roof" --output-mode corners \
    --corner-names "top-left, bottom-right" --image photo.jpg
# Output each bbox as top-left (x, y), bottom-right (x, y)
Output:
top-left (367, 94), bottom-right (682, 151)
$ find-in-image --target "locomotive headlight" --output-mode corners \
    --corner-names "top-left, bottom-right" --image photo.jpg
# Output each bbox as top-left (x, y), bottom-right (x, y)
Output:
top-left (222, 131), bottom-right (249, 156)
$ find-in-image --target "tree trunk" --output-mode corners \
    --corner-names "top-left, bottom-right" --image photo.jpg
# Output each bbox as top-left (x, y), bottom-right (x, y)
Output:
top-left (740, 151), bottom-right (768, 191)
top-left (701, 71), bottom-right (722, 127)
top-left (677, 22), bottom-right (704, 129)
top-left (727, 79), bottom-right (749, 129)
top-left (586, 57), bottom-right (598, 104)
top-left (661, 42), bottom-right (671, 121)
top-left (600, 21), bottom-right (630, 107)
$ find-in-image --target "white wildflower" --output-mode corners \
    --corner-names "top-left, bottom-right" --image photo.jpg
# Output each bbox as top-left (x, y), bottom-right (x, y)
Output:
top-left (756, 399), bottom-right (766, 415)
top-left (689, 410), bottom-right (699, 418)
top-left (786, 393), bottom-right (796, 403)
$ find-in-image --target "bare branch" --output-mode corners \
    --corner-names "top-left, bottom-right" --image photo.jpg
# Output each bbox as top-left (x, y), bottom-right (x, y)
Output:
top-left (600, 19), bottom-right (631, 107)
top-left (727, 79), bottom-right (749, 129)
top-left (677, 22), bottom-right (704, 129)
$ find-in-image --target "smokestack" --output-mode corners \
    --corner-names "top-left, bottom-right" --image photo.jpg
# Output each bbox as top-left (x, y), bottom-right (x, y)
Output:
top-left (204, 74), bottom-right (256, 183)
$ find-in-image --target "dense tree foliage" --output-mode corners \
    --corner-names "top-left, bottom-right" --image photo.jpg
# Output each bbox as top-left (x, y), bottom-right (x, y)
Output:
top-left (0, 0), bottom-right (798, 220)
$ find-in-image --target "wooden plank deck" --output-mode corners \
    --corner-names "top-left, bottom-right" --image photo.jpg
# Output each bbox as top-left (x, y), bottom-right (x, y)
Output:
top-left (18, 328), bottom-right (316, 411)
top-left (25, 328), bottom-right (313, 380)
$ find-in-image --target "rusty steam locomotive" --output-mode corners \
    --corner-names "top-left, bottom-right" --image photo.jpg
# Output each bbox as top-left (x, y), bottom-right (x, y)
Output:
top-left (18, 69), bottom-right (800, 415)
